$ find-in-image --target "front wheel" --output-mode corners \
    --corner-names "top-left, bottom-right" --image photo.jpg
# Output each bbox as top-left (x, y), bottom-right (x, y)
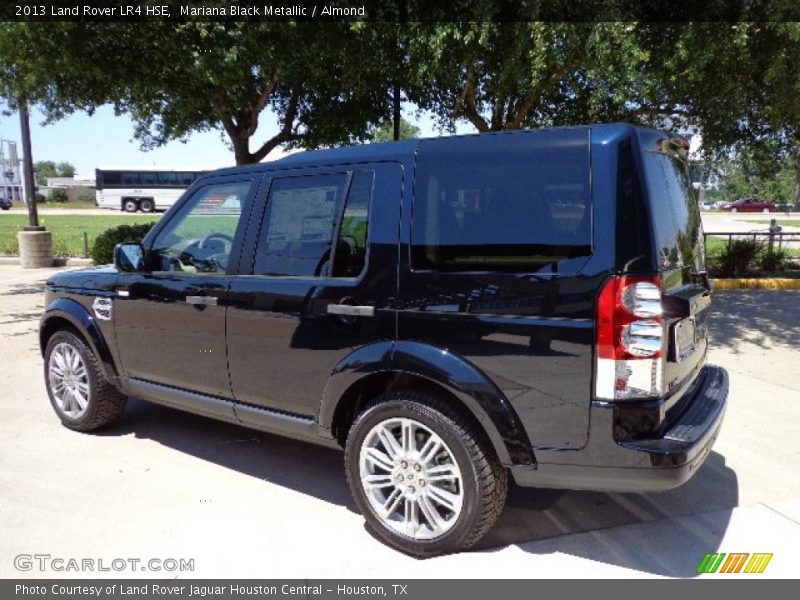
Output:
top-left (730, 207), bottom-right (738, 213)
top-left (44, 330), bottom-right (127, 431)
top-left (762, 207), bottom-right (770, 213)
top-left (345, 391), bottom-right (507, 557)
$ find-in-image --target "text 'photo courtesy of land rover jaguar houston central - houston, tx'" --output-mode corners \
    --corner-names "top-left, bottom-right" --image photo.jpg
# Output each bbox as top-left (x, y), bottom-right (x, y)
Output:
top-left (40, 124), bottom-right (728, 557)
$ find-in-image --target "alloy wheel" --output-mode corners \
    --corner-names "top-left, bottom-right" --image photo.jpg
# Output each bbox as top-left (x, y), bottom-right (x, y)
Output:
top-left (48, 342), bottom-right (90, 418)
top-left (359, 417), bottom-right (464, 540)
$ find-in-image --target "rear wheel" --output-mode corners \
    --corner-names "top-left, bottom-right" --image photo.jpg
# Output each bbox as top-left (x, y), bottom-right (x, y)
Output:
top-left (44, 330), bottom-right (127, 431)
top-left (122, 198), bottom-right (139, 213)
top-left (730, 207), bottom-right (738, 213)
top-left (762, 207), bottom-right (770, 213)
top-left (139, 198), bottom-right (155, 213)
top-left (345, 390), bottom-right (507, 557)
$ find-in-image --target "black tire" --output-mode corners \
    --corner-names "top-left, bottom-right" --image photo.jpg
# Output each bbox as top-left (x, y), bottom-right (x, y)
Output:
top-left (44, 330), bottom-right (127, 431)
top-left (139, 198), bottom-right (155, 213)
top-left (345, 390), bottom-right (508, 557)
top-left (122, 198), bottom-right (139, 213)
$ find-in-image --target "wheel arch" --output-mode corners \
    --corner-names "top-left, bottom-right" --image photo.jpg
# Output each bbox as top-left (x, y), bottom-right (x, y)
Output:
top-left (40, 298), bottom-right (119, 380)
top-left (321, 341), bottom-right (536, 467)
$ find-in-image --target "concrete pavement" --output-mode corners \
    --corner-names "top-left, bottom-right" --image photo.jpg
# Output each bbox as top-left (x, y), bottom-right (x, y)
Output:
top-left (0, 265), bottom-right (798, 578)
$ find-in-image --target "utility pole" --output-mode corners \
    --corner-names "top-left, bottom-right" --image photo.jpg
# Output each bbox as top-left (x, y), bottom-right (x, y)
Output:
top-left (16, 98), bottom-right (52, 268)
top-left (19, 99), bottom-right (40, 229)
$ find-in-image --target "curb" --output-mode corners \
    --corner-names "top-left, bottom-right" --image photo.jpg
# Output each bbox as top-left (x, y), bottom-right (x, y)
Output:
top-left (0, 256), bottom-right (93, 267)
top-left (711, 278), bottom-right (800, 290)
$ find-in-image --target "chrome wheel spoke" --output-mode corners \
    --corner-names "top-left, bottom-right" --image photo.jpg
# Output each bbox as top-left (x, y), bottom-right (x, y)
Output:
top-left (72, 388), bottom-right (88, 410)
top-left (418, 494), bottom-right (445, 535)
top-left (404, 498), bottom-right (419, 536)
top-left (365, 447), bottom-right (394, 472)
top-left (427, 484), bottom-right (460, 512)
top-left (401, 420), bottom-right (415, 453)
top-left (377, 426), bottom-right (401, 460)
top-left (381, 487), bottom-right (403, 517)
top-left (426, 464), bottom-right (460, 482)
top-left (418, 436), bottom-right (441, 466)
top-left (362, 473), bottom-right (394, 491)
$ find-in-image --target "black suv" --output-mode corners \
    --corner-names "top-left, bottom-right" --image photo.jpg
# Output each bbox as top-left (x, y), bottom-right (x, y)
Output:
top-left (40, 125), bottom-right (727, 557)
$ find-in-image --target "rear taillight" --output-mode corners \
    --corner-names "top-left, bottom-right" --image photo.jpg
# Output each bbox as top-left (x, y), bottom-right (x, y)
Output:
top-left (595, 275), bottom-right (665, 400)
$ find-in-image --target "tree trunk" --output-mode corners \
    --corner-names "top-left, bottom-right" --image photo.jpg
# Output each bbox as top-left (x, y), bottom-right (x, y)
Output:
top-left (231, 133), bottom-right (254, 166)
top-left (392, 83), bottom-right (401, 141)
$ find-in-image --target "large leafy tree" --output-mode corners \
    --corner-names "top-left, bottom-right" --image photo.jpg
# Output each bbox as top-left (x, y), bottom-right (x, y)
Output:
top-left (405, 22), bottom-right (649, 132)
top-left (0, 22), bottom-right (393, 165)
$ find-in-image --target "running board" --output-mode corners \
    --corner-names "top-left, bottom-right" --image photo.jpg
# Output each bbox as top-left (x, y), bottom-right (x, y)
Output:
top-left (125, 378), bottom-right (340, 449)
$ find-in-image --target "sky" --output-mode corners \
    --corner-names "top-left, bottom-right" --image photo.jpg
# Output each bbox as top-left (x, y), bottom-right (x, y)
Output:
top-left (0, 103), bottom-right (467, 176)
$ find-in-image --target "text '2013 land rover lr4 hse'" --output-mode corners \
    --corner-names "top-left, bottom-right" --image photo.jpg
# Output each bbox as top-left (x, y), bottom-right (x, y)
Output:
top-left (41, 124), bottom-right (727, 556)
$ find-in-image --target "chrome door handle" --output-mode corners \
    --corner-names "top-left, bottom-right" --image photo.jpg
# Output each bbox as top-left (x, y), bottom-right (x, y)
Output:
top-left (186, 295), bottom-right (218, 306)
top-left (326, 304), bottom-right (375, 317)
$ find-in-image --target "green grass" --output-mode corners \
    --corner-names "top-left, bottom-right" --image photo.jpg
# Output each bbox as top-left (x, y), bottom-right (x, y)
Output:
top-left (706, 235), bottom-right (800, 257)
top-left (744, 219), bottom-right (800, 228)
top-left (0, 214), bottom-right (160, 257)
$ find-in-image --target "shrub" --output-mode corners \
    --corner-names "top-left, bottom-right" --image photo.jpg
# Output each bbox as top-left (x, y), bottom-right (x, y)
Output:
top-left (91, 222), bottom-right (154, 265)
top-left (760, 248), bottom-right (790, 273)
top-left (35, 193), bottom-right (46, 204)
top-left (49, 189), bottom-right (69, 203)
top-left (710, 238), bottom-right (762, 278)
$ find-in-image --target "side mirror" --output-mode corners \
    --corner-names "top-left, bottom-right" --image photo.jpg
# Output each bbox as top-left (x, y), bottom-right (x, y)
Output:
top-left (114, 242), bottom-right (145, 272)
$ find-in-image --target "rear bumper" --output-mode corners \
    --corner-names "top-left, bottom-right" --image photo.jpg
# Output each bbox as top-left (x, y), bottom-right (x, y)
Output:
top-left (512, 365), bottom-right (728, 492)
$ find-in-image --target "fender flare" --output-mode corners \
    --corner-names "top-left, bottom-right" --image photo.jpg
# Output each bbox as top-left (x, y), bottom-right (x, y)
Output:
top-left (40, 297), bottom-right (119, 381)
top-left (320, 340), bottom-right (536, 467)
top-left (319, 341), bottom-right (394, 432)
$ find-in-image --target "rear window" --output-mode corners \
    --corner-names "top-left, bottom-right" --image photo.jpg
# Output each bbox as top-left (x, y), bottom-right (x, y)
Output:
top-left (642, 149), bottom-right (704, 271)
top-left (411, 130), bottom-right (591, 272)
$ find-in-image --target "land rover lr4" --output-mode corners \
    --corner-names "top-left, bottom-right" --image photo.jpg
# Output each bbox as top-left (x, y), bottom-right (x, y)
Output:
top-left (40, 124), bottom-right (728, 556)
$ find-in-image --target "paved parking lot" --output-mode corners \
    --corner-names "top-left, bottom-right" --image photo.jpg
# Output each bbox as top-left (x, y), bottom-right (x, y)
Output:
top-left (0, 265), bottom-right (798, 578)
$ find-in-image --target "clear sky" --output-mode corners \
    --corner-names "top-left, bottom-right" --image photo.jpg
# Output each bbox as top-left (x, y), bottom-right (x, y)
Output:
top-left (0, 103), bottom-right (466, 176)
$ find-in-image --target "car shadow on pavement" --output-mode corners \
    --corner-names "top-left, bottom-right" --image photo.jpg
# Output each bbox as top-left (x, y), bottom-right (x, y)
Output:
top-left (96, 398), bottom-right (358, 510)
top-left (99, 398), bottom-right (737, 576)
top-left (710, 290), bottom-right (800, 351)
top-left (477, 451), bottom-right (738, 576)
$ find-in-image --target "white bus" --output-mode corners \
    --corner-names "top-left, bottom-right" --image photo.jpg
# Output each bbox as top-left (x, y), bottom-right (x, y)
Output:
top-left (95, 167), bottom-right (205, 212)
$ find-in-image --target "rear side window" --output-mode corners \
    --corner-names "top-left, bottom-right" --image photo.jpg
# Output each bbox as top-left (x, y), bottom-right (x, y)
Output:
top-left (642, 149), bottom-right (704, 271)
top-left (255, 171), bottom-right (373, 278)
top-left (412, 130), bottom-right (591, 272)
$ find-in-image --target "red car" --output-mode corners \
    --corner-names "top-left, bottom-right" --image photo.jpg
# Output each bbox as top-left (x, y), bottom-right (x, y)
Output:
top-left (720, 197), bottom-right (776, 213)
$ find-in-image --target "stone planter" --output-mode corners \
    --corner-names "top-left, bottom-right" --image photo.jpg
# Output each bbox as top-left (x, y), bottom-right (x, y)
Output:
top-left (17, 228), bottom-right (54, 268)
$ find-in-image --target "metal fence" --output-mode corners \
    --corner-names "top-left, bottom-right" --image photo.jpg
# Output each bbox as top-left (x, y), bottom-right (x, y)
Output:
top-left (704, 230), bottom-right (800, 252)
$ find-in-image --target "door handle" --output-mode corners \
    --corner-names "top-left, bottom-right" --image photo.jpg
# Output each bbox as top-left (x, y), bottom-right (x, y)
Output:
top-left (186, 295), bottom-right (218, 306)
top-left (326, 304), bottom-right (375, 317)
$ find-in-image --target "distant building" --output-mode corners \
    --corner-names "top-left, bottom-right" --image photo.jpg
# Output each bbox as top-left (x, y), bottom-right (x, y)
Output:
top-left (45, 175), bottom-right (96, 188)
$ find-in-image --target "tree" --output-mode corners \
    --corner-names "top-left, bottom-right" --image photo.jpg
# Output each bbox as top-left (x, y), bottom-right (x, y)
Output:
top-left (32, 160), bottom-right (76, 185)
top-left (405, 22), bottom-right (649, 133)
top-left (33, 161), bottom-right (57, 186)
top-left (56, 162), bottom-right (75, 177)
top-left (369, 118), bottom-right (420, 142)
top-left (0, 23), bottom-right (394, 165)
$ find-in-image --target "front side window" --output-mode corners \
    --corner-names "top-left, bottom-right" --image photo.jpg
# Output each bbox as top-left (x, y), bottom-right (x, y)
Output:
top-left (149, 181), bottom-right (253, 274)
top-left (254, 171), bottom-right (373, 278)
top-left (412, 131), bottom-right (591, 272)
